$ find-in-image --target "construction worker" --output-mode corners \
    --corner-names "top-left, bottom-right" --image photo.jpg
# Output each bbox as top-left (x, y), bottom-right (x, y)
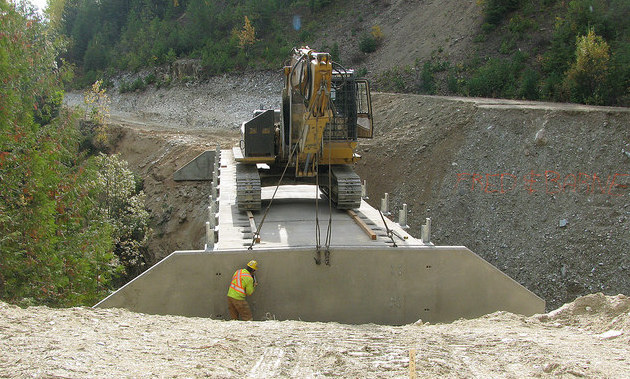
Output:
top-left (227, 260), bottom-right (258, 321)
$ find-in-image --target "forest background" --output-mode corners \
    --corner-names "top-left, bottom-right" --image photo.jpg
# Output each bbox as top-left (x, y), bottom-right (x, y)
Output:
top-left (56, 0), bottom-right (630, 106)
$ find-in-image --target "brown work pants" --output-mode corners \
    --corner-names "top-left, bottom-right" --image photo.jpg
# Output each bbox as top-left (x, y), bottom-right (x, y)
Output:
top-left (227, 296), bottom-right (253, 321)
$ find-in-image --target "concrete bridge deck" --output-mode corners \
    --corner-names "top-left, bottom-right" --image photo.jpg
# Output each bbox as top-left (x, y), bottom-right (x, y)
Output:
top-left (215, 149), bottom-right (420, 250)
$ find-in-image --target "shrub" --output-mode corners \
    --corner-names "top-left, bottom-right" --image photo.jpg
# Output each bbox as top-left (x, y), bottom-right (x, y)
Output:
top-left (564, 28), bottom-right (610, 104)
top-left (466, 55), bottom-right (524, 98)
top-left (91, 154), bottom-right (152, 283)
top-left (81, 80), bottom-right (111, 153)
top-left (144, 73), bottom-right (157, 86)
top-left (518, 68), bottom-right (540, 100)
top-left (375, 67), bottom-right (409, 92)
top-left (419, 62), bottom-right (436, 94)
top-left (359, 34), bottom-right (378, 53)
top-left (447, 72), bottom-right (460, 93)
top-left (371, 25), bottom-right (383, 42)
top-left (130, 77), bottom-right (147, 91)
top-left (508, 14), bottom-right (535, 35)
top-left (330, 42), bottom-right (340, 62)
top-left (483, 0), bottom-right (522, 26)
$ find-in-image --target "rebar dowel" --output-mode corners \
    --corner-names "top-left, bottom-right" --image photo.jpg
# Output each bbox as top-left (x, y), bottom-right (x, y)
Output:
top-left (399, 203), bottom-right (408, 229)
top-left (209, 195), bottom-right (218, 226)
top-left (361, 180), bottom-right (368, 199)
top-left (381, 193), bottom-right (390, 216)
top-left (421, 217), bottom-right (431, 244)
top-left (212, 162), bottom-right (219, 199)
top-left (208, 205), bottom-right (214, 228)
top-left (213, 154), bottom-right (219, 178)
top-left (205, 221), bottom-right (214, 251)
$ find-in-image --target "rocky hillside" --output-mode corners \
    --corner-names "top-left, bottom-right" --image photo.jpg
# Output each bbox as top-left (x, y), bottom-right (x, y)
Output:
top-left (357, 94), bottom-right (630, 309)
top-left (310, 0), bottom-right (483, 71)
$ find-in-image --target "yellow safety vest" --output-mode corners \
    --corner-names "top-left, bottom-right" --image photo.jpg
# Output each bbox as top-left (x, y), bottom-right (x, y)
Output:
top-left (227, 269), bottom-right (253, 300)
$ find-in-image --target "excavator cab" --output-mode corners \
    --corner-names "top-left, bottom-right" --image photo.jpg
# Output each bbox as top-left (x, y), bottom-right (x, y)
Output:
top-left (327, 69), bottom-right (373, 141)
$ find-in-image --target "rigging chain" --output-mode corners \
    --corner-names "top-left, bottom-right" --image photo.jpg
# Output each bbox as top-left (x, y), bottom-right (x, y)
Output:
top-left (248, 67), bottom-right (336, 267)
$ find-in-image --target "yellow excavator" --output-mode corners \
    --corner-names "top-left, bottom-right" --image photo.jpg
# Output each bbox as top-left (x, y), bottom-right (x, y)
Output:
top-left (234, 46), bottom-right (373, 211)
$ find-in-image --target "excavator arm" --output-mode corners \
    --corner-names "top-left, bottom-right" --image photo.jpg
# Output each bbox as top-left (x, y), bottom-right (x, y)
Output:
top-left (285, 47), bottom-right (334, 176)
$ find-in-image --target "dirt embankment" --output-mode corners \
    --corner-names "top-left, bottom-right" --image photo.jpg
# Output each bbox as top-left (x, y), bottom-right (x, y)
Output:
top-left (1, 293), bottom-right (629, 378)
top-left (356, 94), bottom-right (630, 310)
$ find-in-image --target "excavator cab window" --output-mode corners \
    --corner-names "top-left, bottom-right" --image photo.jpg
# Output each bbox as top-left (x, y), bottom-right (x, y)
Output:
top-left (327, 75), bottom-right (357, 141)
top-left (356, 79), bottom-right (373, 138)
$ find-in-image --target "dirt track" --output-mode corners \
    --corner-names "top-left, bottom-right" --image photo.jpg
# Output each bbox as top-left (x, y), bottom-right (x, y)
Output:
top-left (1, 293), bottom-right (629, 378)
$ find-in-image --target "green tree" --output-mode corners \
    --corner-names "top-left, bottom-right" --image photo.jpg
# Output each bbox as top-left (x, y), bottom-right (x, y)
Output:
top-left (564, 28), bottom-right (610, 104)
top-left (91, 154), bottom-right (151, 282)
top-left (0, 0), bottom-right (122, 306)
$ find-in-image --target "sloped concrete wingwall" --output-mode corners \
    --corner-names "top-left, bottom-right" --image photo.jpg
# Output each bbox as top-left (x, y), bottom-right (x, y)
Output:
top-left (95, 246), bottom-right (544, 325)
top-left (173, 151), bottom-right (215, 181)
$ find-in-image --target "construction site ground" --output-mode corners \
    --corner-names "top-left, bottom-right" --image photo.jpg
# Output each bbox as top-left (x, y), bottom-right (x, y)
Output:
top-left (42, 74), bottom-right (630, 377)
top-left (1, 294), bottom-right (629, 377)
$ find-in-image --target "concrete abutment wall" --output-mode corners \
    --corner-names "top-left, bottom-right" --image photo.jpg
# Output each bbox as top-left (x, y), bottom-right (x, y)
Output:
top-left (96, 246), bottom-right (544, 325)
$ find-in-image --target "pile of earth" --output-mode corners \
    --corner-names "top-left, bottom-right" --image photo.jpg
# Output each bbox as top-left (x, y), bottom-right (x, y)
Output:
top-left (1, 293), bottom-right (628, 377)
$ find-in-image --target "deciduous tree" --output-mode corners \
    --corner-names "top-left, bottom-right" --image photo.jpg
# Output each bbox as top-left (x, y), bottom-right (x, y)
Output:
top-left (565, 28), bottom-right (610, 104)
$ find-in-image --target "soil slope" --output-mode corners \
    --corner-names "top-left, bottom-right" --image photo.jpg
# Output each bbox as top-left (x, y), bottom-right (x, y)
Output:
top-left (311, 0), bottom-right (483, 71)
top-left (357, 94), bottom-right (630, 309)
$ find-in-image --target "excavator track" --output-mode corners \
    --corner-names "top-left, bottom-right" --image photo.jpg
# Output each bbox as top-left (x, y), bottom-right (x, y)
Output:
top-left (236, 163), bottom-right (261, 211)
top-left (321, 165), bottom-right (362, 210)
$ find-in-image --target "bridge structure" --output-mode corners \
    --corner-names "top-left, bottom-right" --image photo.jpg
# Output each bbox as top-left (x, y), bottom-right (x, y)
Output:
top-left (95, 149), bottom-right (544, 324)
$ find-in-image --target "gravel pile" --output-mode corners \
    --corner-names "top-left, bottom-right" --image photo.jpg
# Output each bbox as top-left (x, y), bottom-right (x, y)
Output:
top-left (2, 294), bottom-right (629, 377)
